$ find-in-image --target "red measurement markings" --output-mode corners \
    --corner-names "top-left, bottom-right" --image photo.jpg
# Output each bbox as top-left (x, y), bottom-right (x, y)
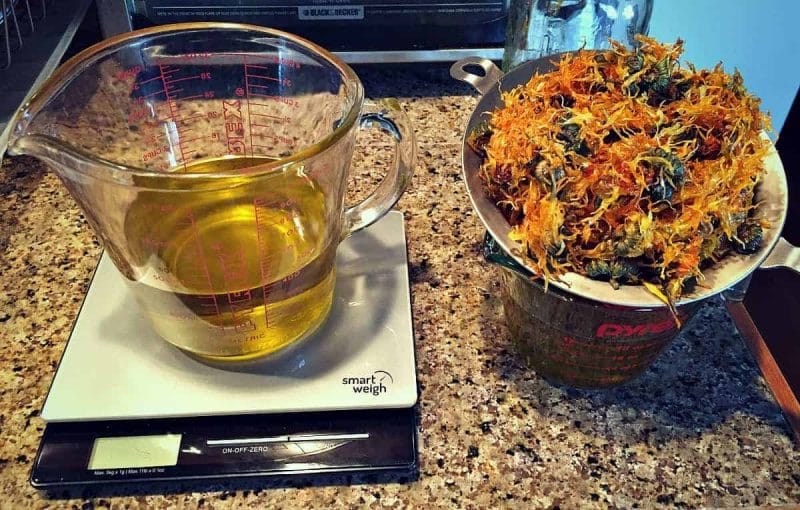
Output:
top-left (242, 59), bottom-right (262, 157)
top-left (179, 210), bottom-right (221, 317)
top-left (211, 243), bottom-right (258, 334)
top-left (545, 348), bottom-right (658, 373)
top-left (245, 70), bottom-right (274, 79)
top-left (252, 197), bottom-right (272, 329)
top-left (250, 123), bottom-right (288, 131)
top-left (129, 108), bottom-right (148, 124)
top-left (560, 335), bottom-right (669, 354)
top-left (159, 64), bottom-right (187, 170)
top-left (157, 65), bottom-right (210, 171)
top-left (142, 145), bottom-right (171, 162)
top-left (245, 72), bottom-right (292, 88)
top-left (177, 113), bottom-right (207, 123)
top-left (115, 65), bottom-right (143, 81)
top-left (281, 270), bottom-right (300, 294)
top-left (244, 58), bottom-right (301, 155)
top-left (142, 89), bottom-right (167, 98)
top-left (221, 52), bottom-right (302, 69)
top-left (264, 54), bottom-right (302, 69)
top-left (179, 137), bottom-right (204, 145)
top-left (249, 113), bottom-right (290, 123)
top-left (129, 96), bottom-right (152, 122)
top-left (137, 74), bottom-right (169, 86)
top-left (248, 95), bottom-right (299, 108)
top-left (222, 98), bottom-right (247, 155)
top-left (252, 134), bottom-right (293, 146)
top-left (120, 68), bottom-right (154, 124)
top-left (164, 75), bottom-right (201, 85)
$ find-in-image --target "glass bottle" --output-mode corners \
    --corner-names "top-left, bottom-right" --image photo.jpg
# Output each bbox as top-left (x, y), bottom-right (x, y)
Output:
top-left (503, 0), bottom-right (654, 71)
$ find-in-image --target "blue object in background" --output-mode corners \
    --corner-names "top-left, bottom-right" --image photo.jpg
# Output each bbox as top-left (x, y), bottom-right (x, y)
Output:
top-left (649, 0), bottom-right (800, 133)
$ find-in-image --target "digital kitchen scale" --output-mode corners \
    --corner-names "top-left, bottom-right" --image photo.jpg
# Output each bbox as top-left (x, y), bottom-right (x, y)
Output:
top-left (31, 211), bottom-right (418, 488)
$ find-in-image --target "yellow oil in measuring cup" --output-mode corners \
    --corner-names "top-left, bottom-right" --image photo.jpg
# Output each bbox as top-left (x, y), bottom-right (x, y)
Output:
top-left (8, 25), bottom-right (416, 361)
top-left (124, 156), bottom-right (336, 360)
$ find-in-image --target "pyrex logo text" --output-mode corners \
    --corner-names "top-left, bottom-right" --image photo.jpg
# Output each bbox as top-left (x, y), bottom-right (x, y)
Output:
top-left (596, 319), bottom-right (675, 338)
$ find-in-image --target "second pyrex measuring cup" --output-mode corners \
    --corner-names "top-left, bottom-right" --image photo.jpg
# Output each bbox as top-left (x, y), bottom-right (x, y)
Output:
top-left (6, 23), bottom-right (416, 361)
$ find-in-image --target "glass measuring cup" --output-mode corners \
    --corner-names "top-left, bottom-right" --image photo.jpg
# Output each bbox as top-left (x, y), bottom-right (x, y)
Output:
top-left (6, 23), bottom-right (416, 361)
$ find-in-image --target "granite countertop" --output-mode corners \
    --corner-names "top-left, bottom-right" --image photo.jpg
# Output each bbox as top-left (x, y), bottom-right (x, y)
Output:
top-left (1, 65), bottom-right (799, 508)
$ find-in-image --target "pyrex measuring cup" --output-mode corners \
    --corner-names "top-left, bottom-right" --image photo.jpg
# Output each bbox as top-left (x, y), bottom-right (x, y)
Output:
top-left (6, 23), bottom-right (416, 361)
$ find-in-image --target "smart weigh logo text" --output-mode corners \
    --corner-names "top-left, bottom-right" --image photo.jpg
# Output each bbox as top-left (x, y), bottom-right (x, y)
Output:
top-left (342, 370), bottom-right (393, 396)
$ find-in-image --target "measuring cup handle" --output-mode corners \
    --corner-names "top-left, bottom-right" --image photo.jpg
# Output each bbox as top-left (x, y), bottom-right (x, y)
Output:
top-left (343, 99), bottom-right (416, 237)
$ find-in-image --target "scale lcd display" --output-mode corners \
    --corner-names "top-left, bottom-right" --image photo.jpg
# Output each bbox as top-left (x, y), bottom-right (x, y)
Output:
top-left (87, 434), bottom-right (182, 470)
top-left (32, 408), bottom-right (417, 487)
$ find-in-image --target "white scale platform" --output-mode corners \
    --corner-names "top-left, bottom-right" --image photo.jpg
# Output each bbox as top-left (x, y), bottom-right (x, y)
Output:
top-left (42, 211), bottom-right (417, 423)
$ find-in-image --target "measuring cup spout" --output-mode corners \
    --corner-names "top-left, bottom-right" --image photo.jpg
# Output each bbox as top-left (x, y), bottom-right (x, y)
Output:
top-left (6, 87), bottom-right (131, 183)
top-left (4, 68), bottom-right (110, 179)
top-left (7, 133), bottom-right (102, 178)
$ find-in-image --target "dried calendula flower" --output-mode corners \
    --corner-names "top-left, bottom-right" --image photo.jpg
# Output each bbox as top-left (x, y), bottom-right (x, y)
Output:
top-left (474, 35), bottom-right (771, 304)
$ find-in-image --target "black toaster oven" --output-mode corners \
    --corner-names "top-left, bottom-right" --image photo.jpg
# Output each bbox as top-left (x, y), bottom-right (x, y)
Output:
top-left (96, 0), bottom-right (507, 62)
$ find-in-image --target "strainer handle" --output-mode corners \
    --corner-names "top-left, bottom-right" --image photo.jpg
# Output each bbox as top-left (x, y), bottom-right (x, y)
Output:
top-left (760, 237), bottom-right (800, 274)
top-left (724, 237), bottom-right (800, 303)
top-left (343, 99), bottom-right (416, 238)
top-left (449, 57), bottom-right (504, 95)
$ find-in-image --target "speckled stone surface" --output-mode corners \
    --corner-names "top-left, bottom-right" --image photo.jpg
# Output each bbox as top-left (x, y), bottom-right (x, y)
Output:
top-left (1, 65), bottom-right (799, 509)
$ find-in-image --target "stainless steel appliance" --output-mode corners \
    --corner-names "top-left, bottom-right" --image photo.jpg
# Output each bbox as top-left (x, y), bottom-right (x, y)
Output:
top-left (96, 0), bottom-right (507, 62)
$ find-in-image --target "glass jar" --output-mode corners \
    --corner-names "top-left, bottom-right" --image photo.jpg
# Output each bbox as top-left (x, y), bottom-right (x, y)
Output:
top-left (503, 0), bottom-right (654, 71)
